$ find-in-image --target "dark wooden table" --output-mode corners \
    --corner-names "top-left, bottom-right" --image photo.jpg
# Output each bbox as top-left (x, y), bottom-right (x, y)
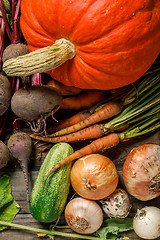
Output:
top-left (0, 129), bottom-right (160, 240)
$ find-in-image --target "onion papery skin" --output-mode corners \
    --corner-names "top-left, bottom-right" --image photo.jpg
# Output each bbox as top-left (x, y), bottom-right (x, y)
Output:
top-left (70, 154), bottom-right (119, 200)
top-left (65, 197), bottom-right (103, 234)
top-left (133, 206), bottom-right (160, 239)
top-left (122, 144), bottom-right (160, 201)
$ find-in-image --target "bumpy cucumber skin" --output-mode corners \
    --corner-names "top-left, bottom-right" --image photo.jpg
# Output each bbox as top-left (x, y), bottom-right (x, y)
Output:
top-left (29, 143), bottom-right (74, 223)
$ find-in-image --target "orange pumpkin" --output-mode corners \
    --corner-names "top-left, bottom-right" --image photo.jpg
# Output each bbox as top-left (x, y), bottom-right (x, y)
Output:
top-left (11, 0), bottom-right (160, 89)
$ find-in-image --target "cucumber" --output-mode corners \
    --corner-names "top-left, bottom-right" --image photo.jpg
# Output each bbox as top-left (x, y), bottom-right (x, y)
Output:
top-left (29, 143), bottom-right (74, 223)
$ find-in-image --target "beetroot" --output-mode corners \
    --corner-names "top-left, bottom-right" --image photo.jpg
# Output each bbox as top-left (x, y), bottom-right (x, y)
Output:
top-left (7, 131), bottom-right (32, 202)
top-left (0, 140), bottom-right (10, 169)
top-left (2, 43), bottom-right (29, 63)
top-left (11, 85), bottom-right (62, 133)
top-left (0, 74), bottom-right (12, 116)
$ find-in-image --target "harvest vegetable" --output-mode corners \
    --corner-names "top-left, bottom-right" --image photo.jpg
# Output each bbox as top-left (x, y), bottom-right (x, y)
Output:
top-left (70, 154), bottom-right (119, 200)
top-left (2, 43), bottom-right (29, 62)
top-left (133, 206), bottom-right (160, 239)
top-left (29, 143), bottom-right (73, 223)
top-left (0, 140), bottom-right (10, 169)
top-left (49, 100), bottom-right (122, 137)
top-left (47, 109), bottom-right (92, 133)
top-left (60, 90), bottom-right (106, 110)
top-left (43, 111), bottom-right (160, 183)
top-left (32, 70), bottom-right (160, 140)
top-left (95, 218), bottom-right (133, 239)
top-left (122, 143), bottom-right (160, 201)
top-left (47, 86), bottom-right (129, 133)
top-left (0, 175), bottom-right (20, 231)
top-left (0, 74), bottom-right (12, 116)
top-left (7, 131), bottom-right (32, 202)
top-left (65, 197), bottom-right (103, 234)
top-left (100, 188), bottom-right (132, 218)
top-left (47, 79), bottom-right (85, 96)
top-left (11, 85), bottom-right (62, 133)
top-left (31, 76), bottom-right (160, 148)
top-left (3, 0), bottom-right (160, 90)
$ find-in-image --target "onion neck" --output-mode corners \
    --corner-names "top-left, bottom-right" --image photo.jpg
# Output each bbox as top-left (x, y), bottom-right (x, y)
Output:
top-left (3, 38), bottom-right (76, 76)
top-left (81, 177), bottom-right (97, 191)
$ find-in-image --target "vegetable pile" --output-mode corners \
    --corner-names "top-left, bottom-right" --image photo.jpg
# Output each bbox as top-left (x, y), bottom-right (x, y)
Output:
top-left (0, 0), bottom-right (160, 240)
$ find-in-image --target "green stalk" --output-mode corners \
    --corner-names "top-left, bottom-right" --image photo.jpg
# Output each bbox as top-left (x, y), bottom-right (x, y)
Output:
top-left (123, 73), bottom-right (160, 105)
top-left (104, 96), bottom-right (160, 132)
top-left (119, 113), bottom-right (160, 141)
top-left (0, 221), bottom-right (104, 240)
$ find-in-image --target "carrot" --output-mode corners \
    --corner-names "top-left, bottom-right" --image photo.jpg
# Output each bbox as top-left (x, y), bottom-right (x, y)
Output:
top-left (30, 124), bottom-right (105, 143)
top-left (47, 79), bottom-right (84, 96)
top-left (43, 133), bottom-right (120, 187)
top-left (47, 88), bottom-right (126, 133)
top-left (49, 101), bottom-right (122, 137)
top-left (47, 109), bottom-right (91, 133)
top-left (60, 90), bottom-right (106, 110)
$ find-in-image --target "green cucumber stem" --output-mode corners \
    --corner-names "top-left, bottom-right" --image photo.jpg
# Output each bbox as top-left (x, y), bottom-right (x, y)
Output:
top-left (3, 38), bottom-right (76, 76)
top-left (0, 221), bottom-right (103, 240)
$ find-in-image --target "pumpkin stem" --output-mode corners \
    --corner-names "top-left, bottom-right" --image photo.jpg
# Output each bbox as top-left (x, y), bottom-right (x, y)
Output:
top-left (3, 38), bottom-right (76, 76)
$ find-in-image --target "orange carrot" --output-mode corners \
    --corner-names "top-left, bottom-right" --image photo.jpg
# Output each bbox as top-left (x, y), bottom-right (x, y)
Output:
top-left (47, 109), bottom-right (91, 133)
top-left (49, 101), bottom-right (122, 137)
top-left (30, 124), bottom-right (105, 143)
top-left (60, 90), bottom-right (106, 110)
top-left (47, 79), bottom-right (84, 96)
top-left (47, 89), bottom-right (126, 133)
top-left (43, 133), bottom-right (120, 187)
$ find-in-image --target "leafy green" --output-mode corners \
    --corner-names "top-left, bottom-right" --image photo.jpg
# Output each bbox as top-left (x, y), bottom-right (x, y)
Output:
top-left (0, 175), bottom-right (13, 209)
top-left (0, 175), bottom-right (20, 231)
top-left (95, 218), bottom-right (133, 240)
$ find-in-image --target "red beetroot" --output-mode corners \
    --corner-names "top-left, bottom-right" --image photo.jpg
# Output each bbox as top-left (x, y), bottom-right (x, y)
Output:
top-left (7, 131), bottom-right (32, 202)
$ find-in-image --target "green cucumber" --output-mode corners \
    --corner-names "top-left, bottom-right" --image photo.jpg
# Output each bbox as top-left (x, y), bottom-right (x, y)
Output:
top-left (29, 143), bottom-right (74, 223)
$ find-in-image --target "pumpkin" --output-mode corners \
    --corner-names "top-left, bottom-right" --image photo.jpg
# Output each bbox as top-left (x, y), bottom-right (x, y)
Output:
top-left (3, 0), bottom-right (160, 90)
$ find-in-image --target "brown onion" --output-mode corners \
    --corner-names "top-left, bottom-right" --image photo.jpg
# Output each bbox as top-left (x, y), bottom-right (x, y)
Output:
top-left (122, 144), bottom-right (160, 201)
top-left (70, 154), bottom-right (119, 200)
top-left (65, 197), bottom-right (103, 234)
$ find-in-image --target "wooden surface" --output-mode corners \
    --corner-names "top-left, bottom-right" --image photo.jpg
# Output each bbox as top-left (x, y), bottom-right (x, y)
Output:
top-left (0, 128), bottom-right (160, 240)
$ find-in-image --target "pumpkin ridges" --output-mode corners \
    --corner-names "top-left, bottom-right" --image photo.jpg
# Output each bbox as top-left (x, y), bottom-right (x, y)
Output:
top-left (9, 0), bottom-right (160, 89)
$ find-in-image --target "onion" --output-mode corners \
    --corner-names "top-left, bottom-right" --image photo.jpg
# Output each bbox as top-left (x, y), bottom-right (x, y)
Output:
top-left (133, 206), bottom-right (160, 239)
top-left (65, 197), bottom-right (103, 234)
top-left (122, 144), bottom-right (160, 201)
top-left (70, 154), bottom-right (118, 200)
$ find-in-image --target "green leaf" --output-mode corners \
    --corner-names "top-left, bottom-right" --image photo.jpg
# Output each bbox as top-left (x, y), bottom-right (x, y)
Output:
top-left (95, 218), bottom-right (133, 239)
top-left (0, 175), bottom-right (13, 209)
top-left (0, 175), bottom-right (20, 231)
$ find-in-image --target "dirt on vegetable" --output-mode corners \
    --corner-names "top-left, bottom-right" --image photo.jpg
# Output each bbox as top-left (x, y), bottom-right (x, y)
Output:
top-left (0, 140), bottom-right (10, 169)
top-left (11, 85), bottom-right (62, 133)
top-left (0, 74), bottom-right (12, 116)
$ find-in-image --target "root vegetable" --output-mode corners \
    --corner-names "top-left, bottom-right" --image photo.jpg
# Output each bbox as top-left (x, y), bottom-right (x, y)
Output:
top-left (100, 188), bottom-right (132, 218)
top-left (11, 85), bottom-right (62, 133)
top-left (7, 131), bottom-right (32, 202)
top-left (47, 79), bottom-right (84, 96)
top-left (2, 43), bottom-right (29, 63)
top-left (70, 154), bottom-right (119, 200)
top-left (65, 197), bottom-right (103, 234)
top-left (0, 74), bottom-right (12, 116)
top-left (60, 90), bottom-right (106, 110)
top-left (0, 140), bottom-right (10, 169)
top-left (122, 143), bottom-right (160, 201)
top-left (133, 206), bottom-right (160, 239)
